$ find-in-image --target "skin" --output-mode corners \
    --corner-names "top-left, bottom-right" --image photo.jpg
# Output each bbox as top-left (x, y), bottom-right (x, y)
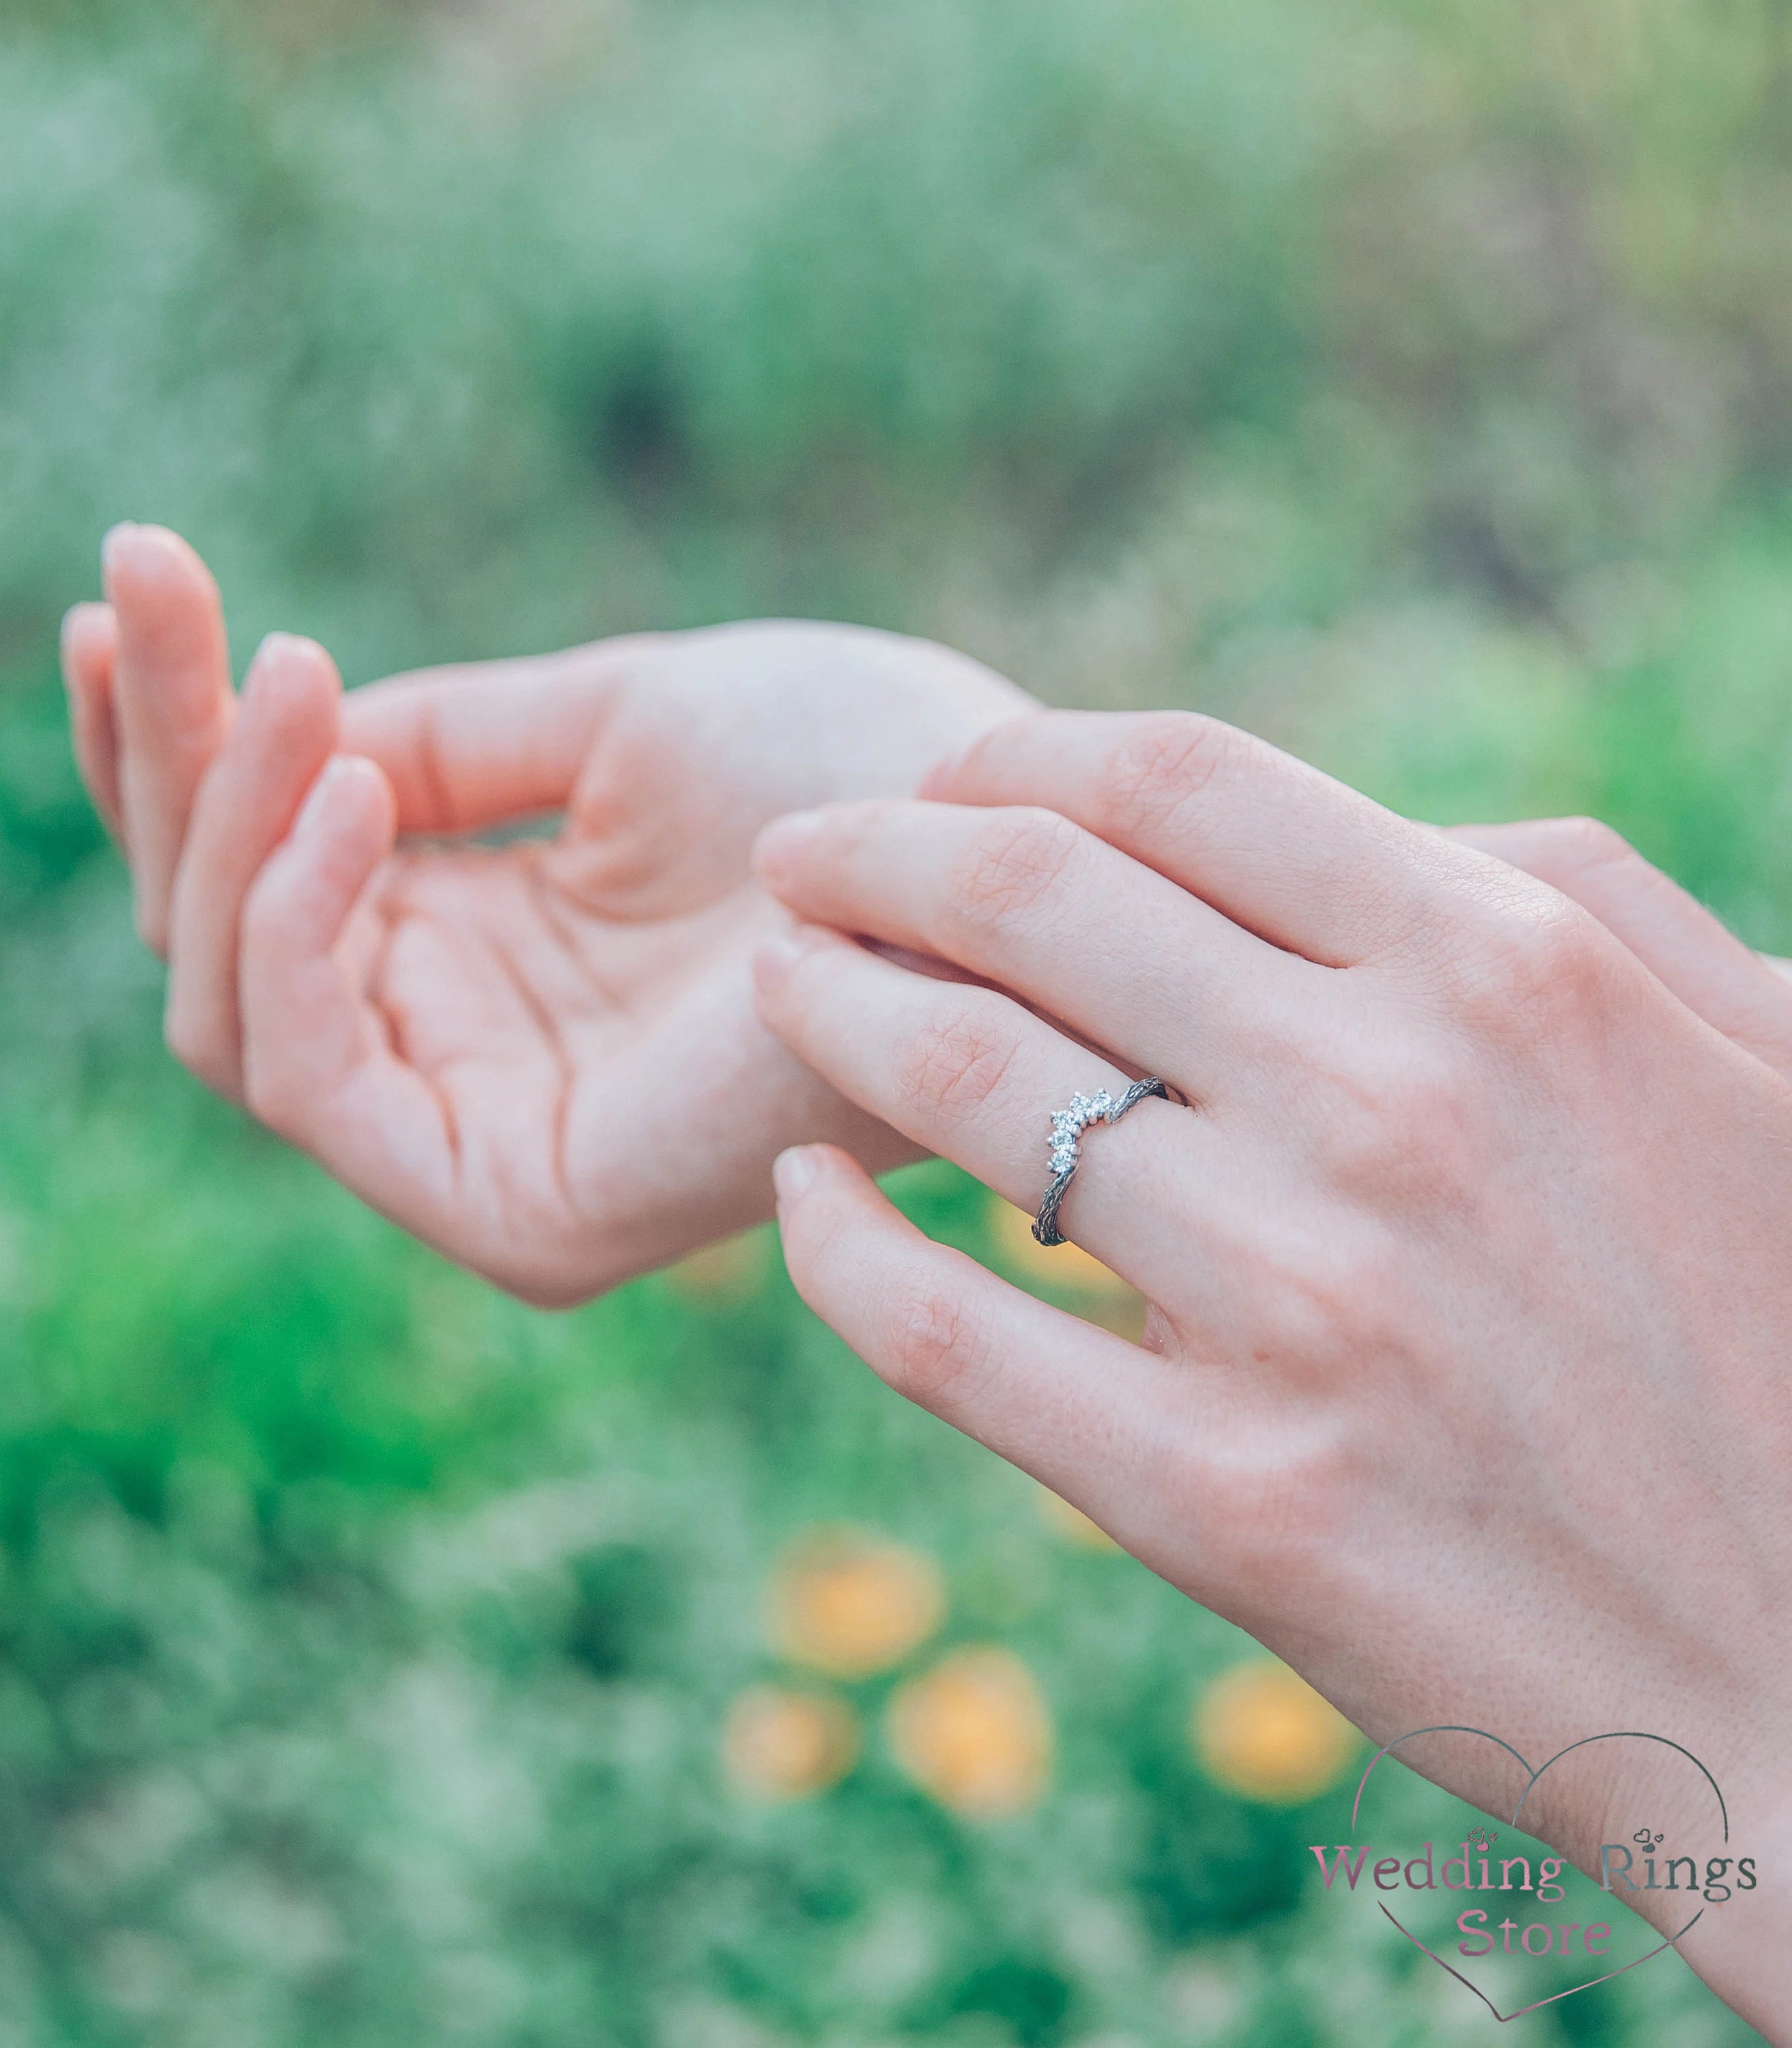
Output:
top-left (59, 525), bottom-right (1032, 1303)
top-left (752, 710), bottom-right (1792, 2034)
top-left (63, 538), bottom-right (1792, 2019)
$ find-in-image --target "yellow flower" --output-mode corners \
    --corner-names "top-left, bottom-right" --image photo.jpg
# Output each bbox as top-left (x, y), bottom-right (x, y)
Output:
top-left (670, 1229), bottom-right (767, 1302)
top-left (768, 1529), bottom-right (945, 1679)
top-left (1036, 1485), bottom-right (1121, 1551)
top-left (988, 1197), bottom-right (1146, 1337)
top-left (723, 1685), bottom-right (858, 1800)
top-left (1192, 1660), bottom-right (1358, 1805)
top-left (989, 1194), bottom-right (1129, 1291)
top-left (887, 1647), bottom-right (1052, 1818)
top-left (1077, 1291), bottom-right (1149, 1341)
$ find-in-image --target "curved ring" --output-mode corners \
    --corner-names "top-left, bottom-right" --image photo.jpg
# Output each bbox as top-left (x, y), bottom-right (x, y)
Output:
top-left (1033, 1077), bottom-right (1172, 1247)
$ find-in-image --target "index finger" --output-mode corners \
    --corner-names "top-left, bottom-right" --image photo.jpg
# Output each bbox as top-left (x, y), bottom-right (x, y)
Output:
top-left (924, 711), bottom-right (1489, 968)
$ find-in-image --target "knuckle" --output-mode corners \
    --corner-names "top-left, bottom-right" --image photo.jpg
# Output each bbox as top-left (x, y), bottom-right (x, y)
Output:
top-left (883, 1274), bottom-right (982, 1408)
top-left (1308, 1030), bottom-right (1483, 1203)
top-left (1177, 1427), bottom-right (1356, 1600)
top-left (410, 694), bottom-right (458, 831)
top-left (1097, 713), bottom-right (1243, 836)
top-left (1540, 814), bottom-right (1636, 879)
top-left (894, 1003), bottom-right (1020, 1124)
top-left (1250, 1221), bottom-right (1410, 1367)
top-left (162, 1003), bottom-right (233, 1098)
top-left (1454, 897), bottom-right (1614, 1036)
top-left (950, 808), bottom-right (1081, 928)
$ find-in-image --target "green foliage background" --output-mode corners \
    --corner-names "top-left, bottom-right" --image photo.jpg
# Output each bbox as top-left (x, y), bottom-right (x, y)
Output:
top-left (1, 0), bottom-right (1789, 2040)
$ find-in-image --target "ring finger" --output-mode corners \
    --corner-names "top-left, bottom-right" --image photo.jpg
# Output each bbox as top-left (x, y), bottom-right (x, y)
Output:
top-left (754, 920), bottom-right (1214, 1292)
top-left (164, 635), bottom-right (343, 1100)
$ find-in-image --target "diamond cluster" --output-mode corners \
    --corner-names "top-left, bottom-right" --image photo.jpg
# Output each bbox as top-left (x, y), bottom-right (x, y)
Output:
top-left (1047, 1089), bottom-right (1116, 1178)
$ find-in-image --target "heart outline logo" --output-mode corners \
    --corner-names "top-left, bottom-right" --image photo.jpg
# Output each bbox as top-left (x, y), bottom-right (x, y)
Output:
top-left (1346, 1726), bottom-right (1725, 2024)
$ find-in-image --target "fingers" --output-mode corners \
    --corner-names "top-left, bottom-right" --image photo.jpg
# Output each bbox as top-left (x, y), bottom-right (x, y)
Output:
top-left (240, 756), bottom-right (399, 1092)
top-left (103, 524), bottom-right (237, 955)
top-left (340, 643), bottom-right (633, 834)
top-left (754, 922), bottom-right (1198, 1283)
top-left (754, 798), bottom-right (1317, 1105)
top-left (164, 635), bottom-right (343, 1100)
top-left (238, 755), bottom-right (459, 1234)
top-left (771, 1143), bottom-right (1192, 1528)
top-left (1449, 818), bottom-right (1792, 1079)
top-left (922, 710), bottom-right (1481, 967)
top-left (61, 601), bottom-right (123, 842)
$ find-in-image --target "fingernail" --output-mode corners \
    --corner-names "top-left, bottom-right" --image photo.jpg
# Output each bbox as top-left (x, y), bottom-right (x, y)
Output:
top-left (102, 523), bottom-right (182, 586)
top-left (773, 1146), bottom-right (822, 1204)
top-left (754, 808), bottom-right (823, 881)
top-left (244, 631), bottom-right (309, 692)
top-left (294, 754), bottom-right (356, 834)
top-left (60, 601), bottom-right (102, 651)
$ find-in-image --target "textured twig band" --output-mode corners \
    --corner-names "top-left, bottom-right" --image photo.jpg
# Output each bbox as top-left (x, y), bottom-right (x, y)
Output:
top-left (1032, 1077), bottom-right (1171, 1247)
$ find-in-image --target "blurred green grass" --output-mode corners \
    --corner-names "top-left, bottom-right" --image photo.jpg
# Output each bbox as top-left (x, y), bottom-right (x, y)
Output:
top-left (1, 0), bottom-right (1788, 2040)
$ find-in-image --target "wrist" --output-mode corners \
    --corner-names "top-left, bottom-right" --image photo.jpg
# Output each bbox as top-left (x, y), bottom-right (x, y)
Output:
top-left (1497, 1709), bottom-right (1792, 2038)
top-left (1669, 1779), bottom-right (1792, 2041)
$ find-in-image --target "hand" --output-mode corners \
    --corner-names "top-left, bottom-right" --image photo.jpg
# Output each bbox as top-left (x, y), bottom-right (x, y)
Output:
top-left (750, 712), bottom-right (1792, 2034)
top-left (59, 525), bottom-right (1032, 1303)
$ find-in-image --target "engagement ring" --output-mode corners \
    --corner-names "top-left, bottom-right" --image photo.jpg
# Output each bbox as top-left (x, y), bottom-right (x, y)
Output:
top-left (1034, 1077), bottom-right (1171, 1247)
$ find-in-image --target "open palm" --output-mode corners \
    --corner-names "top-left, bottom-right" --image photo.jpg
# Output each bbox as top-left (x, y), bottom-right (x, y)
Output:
top-left (63, 528), bottom-right (1029, 1302)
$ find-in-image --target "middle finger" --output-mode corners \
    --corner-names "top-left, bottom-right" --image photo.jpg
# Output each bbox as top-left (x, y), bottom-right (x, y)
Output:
top-left (755, 798), bottom-right (1325, 1109)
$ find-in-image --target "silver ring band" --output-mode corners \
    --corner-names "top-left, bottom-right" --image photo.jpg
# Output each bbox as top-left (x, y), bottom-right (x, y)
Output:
top-left (1033, 1078), bottom-right (1171, 1247)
